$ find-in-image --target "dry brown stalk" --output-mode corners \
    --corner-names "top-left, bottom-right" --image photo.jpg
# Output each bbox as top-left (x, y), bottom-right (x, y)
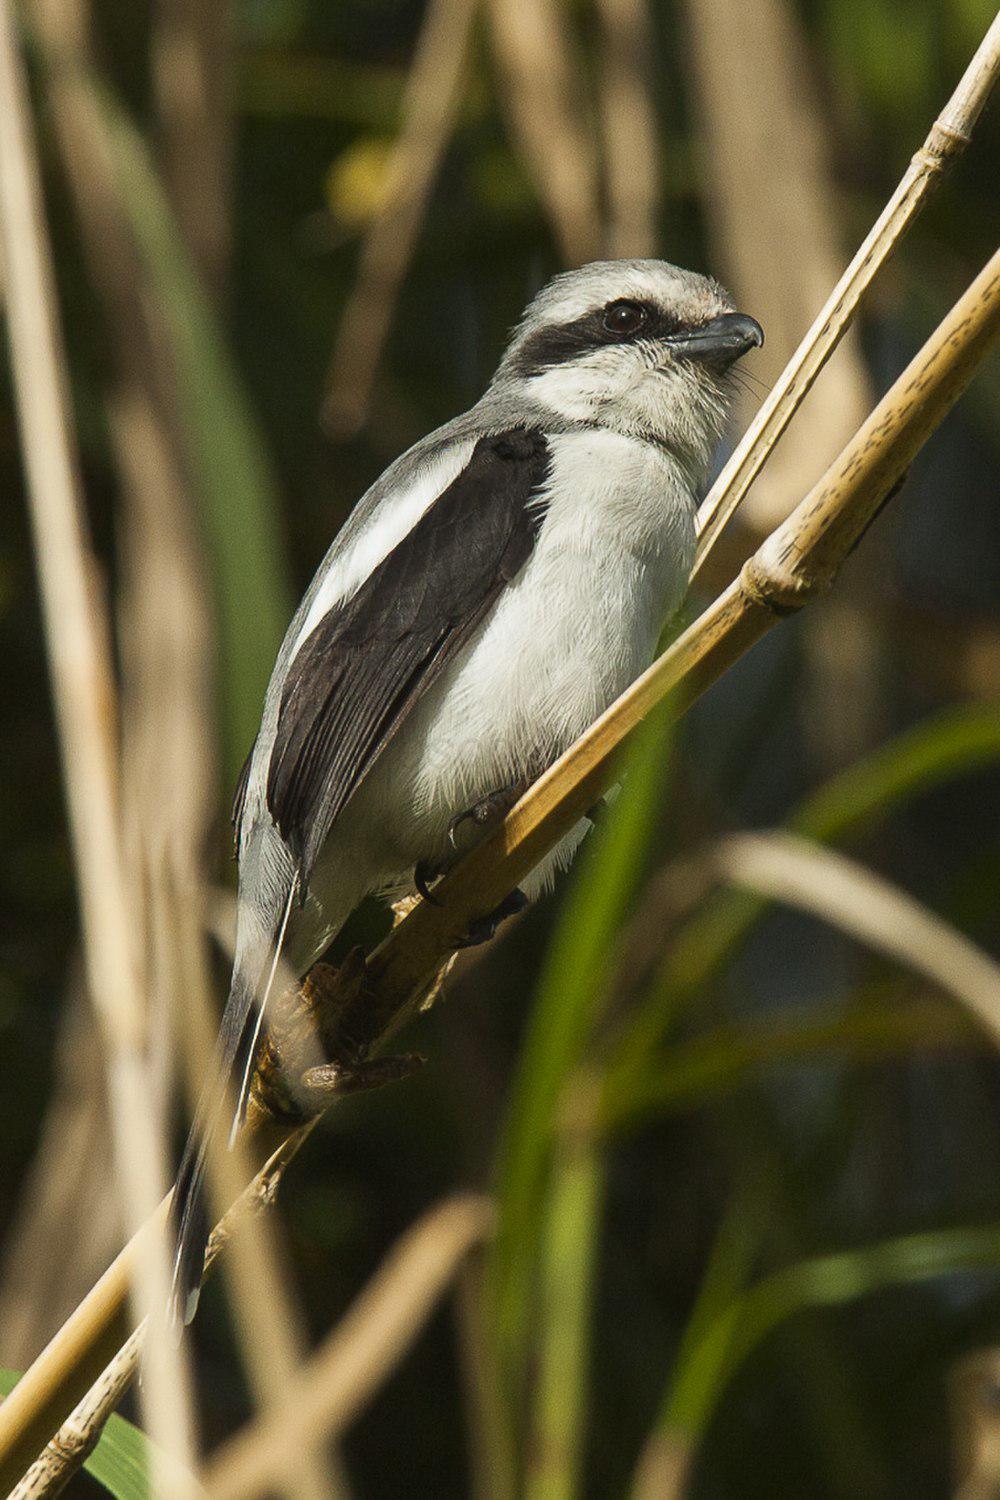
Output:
top-left (715, 834), bottom-right (1000, 1041)
top-left (594, 0), bottom-right (659, 258)
top-left (9, 1327), bottom-right (149, 1500)
top-left (453, 1255), bottom-right (518, 1500)
top-left (9, 1131), bottom-right (313, 1498)
top-left (10, 990), bottom-right (359, 1499)
top-left (32, 0), bottom-right (219, 1134)
top-left (486, 0), bottom-right (601, 264)
top-left (1, 230), bottom-right (996, 1495)
top-left (0, 0), bottom-right (134, 1156)
top-left (0, 0), bottom-right (197, 1485)
top-left (151, 0), bottom-right (233, 294)
top-left (629, 1430), bottom-right (692, 1500)
top-left (685, 0), bottom-right (872, 536)
top-left (691, 9), bottom-right (1000, 577)
top-left (951, 1349), bottom-right (1000, 1500)
top-left (0, 982), bottom-right (116, 1369)
top-left (6, 953), bottom-right (413, 1498)
top-left (203, 1196), bottom-right (495, 1500)
top-left (28, 6), bottom-right (348, 1491)
top-left (321, 0), bottom-right (478, 436)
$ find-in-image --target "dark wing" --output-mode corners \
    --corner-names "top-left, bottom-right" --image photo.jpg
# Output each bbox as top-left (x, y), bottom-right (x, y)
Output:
top-left (231, 739), bottom-right (255, 855)
top-left (266, 428), bottom-right (550, 887)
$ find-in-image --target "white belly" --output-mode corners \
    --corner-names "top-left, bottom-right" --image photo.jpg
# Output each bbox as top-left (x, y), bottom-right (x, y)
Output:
top-left (348, 429), bottom-right (697, 884)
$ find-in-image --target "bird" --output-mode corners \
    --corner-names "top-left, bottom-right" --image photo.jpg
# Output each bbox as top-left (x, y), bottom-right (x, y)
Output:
top-left (170, 258), bottom-right (763, 1320)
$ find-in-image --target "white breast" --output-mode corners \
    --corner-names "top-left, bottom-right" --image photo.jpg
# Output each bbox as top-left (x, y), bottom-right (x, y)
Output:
top-left (380, 429), bottom-right (697, 839)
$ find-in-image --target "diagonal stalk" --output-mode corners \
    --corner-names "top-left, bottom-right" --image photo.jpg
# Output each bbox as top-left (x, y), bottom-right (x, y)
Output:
top-left (691, 10), bottom-right (1000, 577)
top-left (1, 233), bottom-right (997, 1497)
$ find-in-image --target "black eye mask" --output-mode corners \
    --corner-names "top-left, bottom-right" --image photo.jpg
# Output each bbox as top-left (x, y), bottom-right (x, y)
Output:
top-left (510, 298), bottom-right (689, 376)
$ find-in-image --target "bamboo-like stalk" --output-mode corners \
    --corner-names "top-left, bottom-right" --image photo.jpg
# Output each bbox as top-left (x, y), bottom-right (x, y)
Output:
top-left (9, 1327), bottom-right (149, 1500)
top-left (321, 0), bottom-right (478, 436)
top-left (203, 1196), bottom-right (495, 1500)
top-left (9, 1130), bottom-right (309, 1498)
top-left (714, 834), bottom-right (1000, 1038)
top-left (0, 0), bottom-right (198, 1489)
top-left (685, 0), bottom-right (872, 537)
top-left (355, 248), bottom-right (1000, 1032)
top-left (691, 9), bottom-right (1000, 578)
top-left (1, 231), bottom-right (996, 1495)
top-left (486, 0), bottom-right (602, 264)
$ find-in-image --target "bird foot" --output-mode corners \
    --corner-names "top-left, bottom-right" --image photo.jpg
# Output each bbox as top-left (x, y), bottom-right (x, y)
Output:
top-left (248, 947), bottom-right (373, 1126)
top-left (297, 1053), bottom-right (427, 1113)
top-left (448, 783), bottom-right (527, 849)
top-left (414, 782), bottom-right (529, 905)
top-left (454, 888), bottom-right (529, 948)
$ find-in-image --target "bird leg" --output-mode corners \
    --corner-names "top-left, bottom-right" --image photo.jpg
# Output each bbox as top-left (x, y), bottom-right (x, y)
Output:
top-left (247, 950), bottom-right (425, 1126)
top-left (414, 779), bottom-right (531, 906)
top-left (413, 781), bottom-right (532, 941)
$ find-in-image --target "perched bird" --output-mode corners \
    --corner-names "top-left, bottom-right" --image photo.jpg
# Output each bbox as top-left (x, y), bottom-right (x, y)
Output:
top-left (171, 258), bottom-right (762, 1318)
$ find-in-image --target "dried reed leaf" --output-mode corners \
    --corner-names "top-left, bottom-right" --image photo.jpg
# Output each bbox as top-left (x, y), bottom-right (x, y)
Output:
top-left (715, 832), bottom-right (1000, 1042)
top-left (686, 0), bottom-right (872, 533)
top-left (204, 1196), bottom-right (495, 1500)
top-left (486, 0), bottom-right (601, 263)
top-left (322, 0), bottom-right (478, 436)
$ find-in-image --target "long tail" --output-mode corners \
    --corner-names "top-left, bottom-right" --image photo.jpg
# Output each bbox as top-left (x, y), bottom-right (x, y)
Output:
top-left (170, 877), bottom-right (297, 1324)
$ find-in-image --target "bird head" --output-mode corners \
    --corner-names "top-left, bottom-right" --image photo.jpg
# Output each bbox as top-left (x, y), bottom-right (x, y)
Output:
top-left (494, 259), bottom-right (763, 478)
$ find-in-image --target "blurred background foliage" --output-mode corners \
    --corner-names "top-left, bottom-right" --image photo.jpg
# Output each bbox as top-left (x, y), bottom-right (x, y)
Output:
top-left (1, 0), bottom-right (999, 1495)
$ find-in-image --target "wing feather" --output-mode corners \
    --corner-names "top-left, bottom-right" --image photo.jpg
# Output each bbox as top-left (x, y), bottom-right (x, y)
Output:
top-left (266, 428), bottom-right (550, 886)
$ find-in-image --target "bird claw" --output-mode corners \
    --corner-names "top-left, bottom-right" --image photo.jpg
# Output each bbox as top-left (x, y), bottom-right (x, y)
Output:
top-left (448, 783), bottom-right (525, 850)
top-left (248, 948), bottom-right (372, 1126)
top-left (297, 1053), bottom-right (427, 1111)
top-left (414, 783), bottom-right (528, 904)
top-left (414, 858), bottom-right (443, 906)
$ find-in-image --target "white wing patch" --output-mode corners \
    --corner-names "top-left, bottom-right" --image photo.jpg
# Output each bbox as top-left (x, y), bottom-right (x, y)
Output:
top-left (289, 438), bottom-right (476, 665)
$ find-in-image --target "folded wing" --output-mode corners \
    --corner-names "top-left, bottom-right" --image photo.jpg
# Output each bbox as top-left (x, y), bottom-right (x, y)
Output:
top-left (266, 427), bottom-right (551, 888)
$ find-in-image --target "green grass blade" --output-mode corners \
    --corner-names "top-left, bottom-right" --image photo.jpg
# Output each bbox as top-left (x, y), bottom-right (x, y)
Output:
top-left (628, 1183), bottom-right (766, 1499)
top-left (525, 1087), bottom-right (604, 1500)
top-left (96, 88), bottom-right (292, 775)
top-left (605, 995), bottom-right (979, 1131)
top-left (0, 1368), bottom-right (152, 1498)
top-left (489, 704), bottom-right (674, 1389)
top-left (660, 1223), bottom-right (1000, 1447)
top-left (606, 704), bottom-right (1000, 1105)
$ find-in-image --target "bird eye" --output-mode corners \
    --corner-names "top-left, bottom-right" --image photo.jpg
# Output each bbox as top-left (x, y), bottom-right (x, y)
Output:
top-left (603, 299), bottom-right (647, 335)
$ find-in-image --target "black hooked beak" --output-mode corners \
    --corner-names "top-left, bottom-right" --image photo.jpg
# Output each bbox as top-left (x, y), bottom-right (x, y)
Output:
top-left (668, 312), bottom-right (764, 369)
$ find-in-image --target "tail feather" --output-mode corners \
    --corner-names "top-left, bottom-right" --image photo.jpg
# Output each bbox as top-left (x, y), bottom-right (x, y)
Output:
top-left (229, 876), bottom-right (297, 1144)
top-left (170, 878), bottom-right (297, 1324)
